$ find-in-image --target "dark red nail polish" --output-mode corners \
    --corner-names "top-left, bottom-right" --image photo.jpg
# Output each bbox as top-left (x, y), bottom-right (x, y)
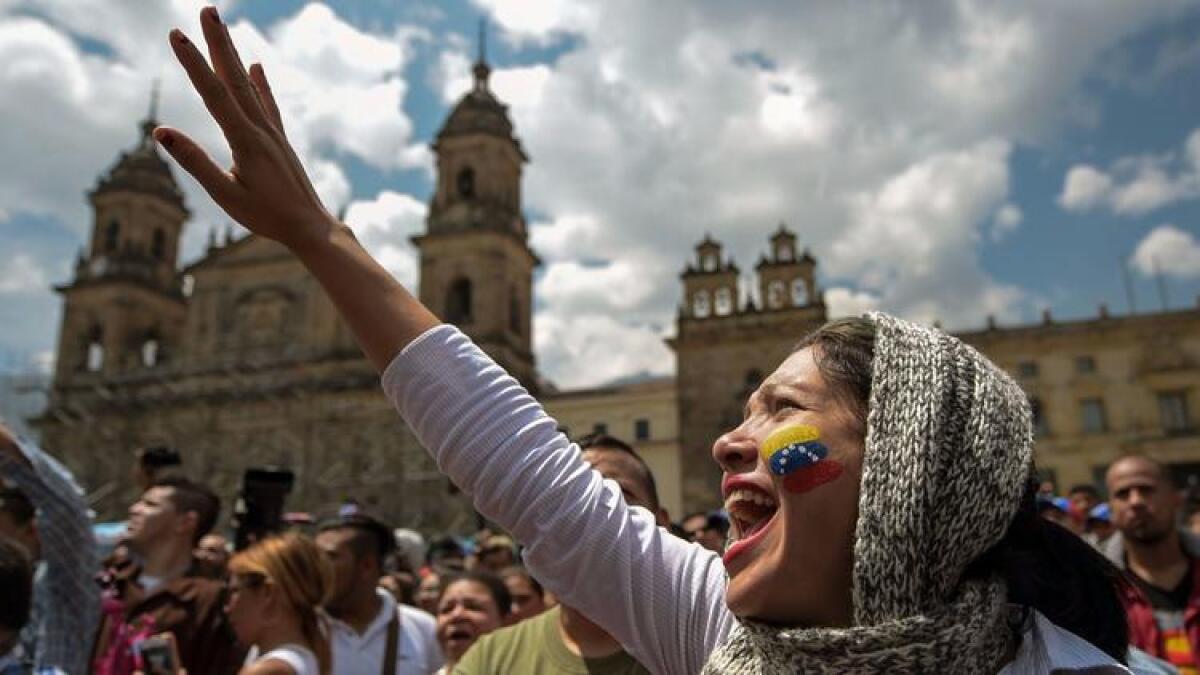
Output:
top-left (157, 132), bottom-right (174, 149)
top-left (209, 6), bottom-right (221, 23)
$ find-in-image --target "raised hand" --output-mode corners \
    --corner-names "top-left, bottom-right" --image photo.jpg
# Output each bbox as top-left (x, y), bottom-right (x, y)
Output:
top-left (155, 6), bottom-right (336, 252)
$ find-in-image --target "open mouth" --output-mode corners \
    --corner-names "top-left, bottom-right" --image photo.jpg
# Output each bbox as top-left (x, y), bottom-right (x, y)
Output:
top-left (445, 626), bottom-right (475, 644)
top-left (722, 486), bottom-right (779, 568)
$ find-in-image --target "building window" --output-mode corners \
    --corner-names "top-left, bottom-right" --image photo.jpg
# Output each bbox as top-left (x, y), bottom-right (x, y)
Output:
top-left (104, 220), bottom-right (120, 252)
top-left (1030, 396), bottom-right (1049, 437)
top-left (1018, 361), bottom-right (1038, 378)
top-left (457, 167), bottom-right (476, 199)
top-left (767, 281), bottom-right (786, 309)
top-left (1080, 398), bottom-right (1107, 434)
top-left (692, 290), bottom-right (710, 318)
top-left (84, 326), bottom-right (104, 372)
top-left (634, 418), bottom-right (650, 441)
top-left (702, 253), bottom-right (718, 272)
top-left (151, 229), bottom-right (166, 260)
top-left (141, 337), bottom-right (160, 367)
top-left (1159, 391), bottom-right (1191, 434)
top-left (791, 278), bottom-right (808, 306)
top-left (445, 278), bottom-right (473, 325)
top-left (776, 243), bottom-right (793, 262)
top-left (1075, 356), bottom-right (1096, 374)
top-left (592, 422), bottom-right (607, 435)
top-left (714, 287), bottom-right (734, 316)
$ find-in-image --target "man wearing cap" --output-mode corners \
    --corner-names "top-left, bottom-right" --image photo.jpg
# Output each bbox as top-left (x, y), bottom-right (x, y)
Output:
top-left (1086, 504), bottom-right (1115, 548)
top-left (476, 535), bottom-right (517, 574)
top-left (316, 513), bottom-right (441, 675)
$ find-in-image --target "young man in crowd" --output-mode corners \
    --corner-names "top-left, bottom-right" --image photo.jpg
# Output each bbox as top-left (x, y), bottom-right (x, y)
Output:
top-left (1068, 483), bottom-right (1103, 535)
top-left (0, 535), bottom-right (36, 674)
top-left (681, 512), bottom-right (728, 553)
top-left (316, 513), bottom-right (442, 675)
top-left (0, 424), bottom-right (97, 675)
top-left (476, 534), bottom-right (517, 573)
top-left (454, 434), bottom-right (661, 675)
top-left (91, 477), bottom-right (243, 674)
top-left (1104, 454), bottom-right (1200, 674)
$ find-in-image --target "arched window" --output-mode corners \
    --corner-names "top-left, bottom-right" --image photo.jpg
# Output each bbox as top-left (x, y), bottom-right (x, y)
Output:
top-left (151, 229), bottom-right (166, 260)
top-left (457, 167), bottom-right (476, 199)
top-left (692, 290), bottom-right (710, 318)
top-left (105, 221), bottom-right (120, 252)
top-left (715, 287), bottom-right (734, 316)
top-left (791, 278), bottom-right (808, 306)
top-left (776, 243), bottom-right (793, 262)
top-left (702, 254), bottom-right (718, 272)
top-left (767, 280), bottom-right (786, 309)
top-left (509, 288), bottom-right (521, 335)
top-left (446, 278), bottom-right (473, 325)
top-left (85, 326), bottom-right (104, 372)
top-left (141, 333), bottom-right (161, 367)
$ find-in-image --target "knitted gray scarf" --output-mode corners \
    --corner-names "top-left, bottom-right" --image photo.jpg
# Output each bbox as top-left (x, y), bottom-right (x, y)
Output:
top-left (703, 313), bottom-right (1034, 674)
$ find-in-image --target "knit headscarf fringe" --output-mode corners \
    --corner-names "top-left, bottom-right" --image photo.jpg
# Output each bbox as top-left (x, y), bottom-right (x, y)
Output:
top-left (703, 313), bottom-right (1033, 674)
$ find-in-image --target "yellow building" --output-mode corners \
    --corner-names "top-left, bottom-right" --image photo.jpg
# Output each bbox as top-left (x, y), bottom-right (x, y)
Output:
top-left (544, 377), bottom-right (682, 517)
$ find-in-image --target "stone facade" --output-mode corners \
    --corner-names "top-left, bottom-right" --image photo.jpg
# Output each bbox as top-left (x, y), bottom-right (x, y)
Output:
top-left (35, 53), bottom-right (530, 532)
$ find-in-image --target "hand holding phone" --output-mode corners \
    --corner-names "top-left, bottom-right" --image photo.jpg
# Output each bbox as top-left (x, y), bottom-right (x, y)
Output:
top-left (134, 633), bottom-right (184, 675)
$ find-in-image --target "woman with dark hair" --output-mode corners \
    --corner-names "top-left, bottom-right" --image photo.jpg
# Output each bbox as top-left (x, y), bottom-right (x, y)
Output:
top-left (158, 10), bottom-right (1133, 673)
top-left (433, 571), bottom-right (512, 674)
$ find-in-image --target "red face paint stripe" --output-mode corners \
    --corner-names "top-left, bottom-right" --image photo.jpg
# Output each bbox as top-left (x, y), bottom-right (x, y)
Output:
top-left (782, 460), bottom-right (844, 493)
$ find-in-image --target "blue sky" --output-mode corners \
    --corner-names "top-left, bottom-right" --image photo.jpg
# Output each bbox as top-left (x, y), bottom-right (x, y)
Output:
top-left (0, 1), bottom-right (1198, 387)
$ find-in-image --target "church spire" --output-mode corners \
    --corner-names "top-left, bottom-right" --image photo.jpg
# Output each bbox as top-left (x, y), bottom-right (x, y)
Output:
top-left (472, 18), bottom-right (491, 91)
top-left (140, 79), bottom-right (161, 146)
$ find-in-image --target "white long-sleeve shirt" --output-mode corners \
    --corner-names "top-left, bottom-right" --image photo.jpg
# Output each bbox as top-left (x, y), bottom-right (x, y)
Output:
top-left (383, 324), bottom-right (1128, 675)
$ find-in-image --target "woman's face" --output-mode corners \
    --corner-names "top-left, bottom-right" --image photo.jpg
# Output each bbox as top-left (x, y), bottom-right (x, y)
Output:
top-left (713, 346), bottom-right (865, 626)
top-left (224, 573), bottom-right (269, 645)
top-left (436, 579), bottom-right (504, 662)
top-left (417, 573), bottom-right (441, 614)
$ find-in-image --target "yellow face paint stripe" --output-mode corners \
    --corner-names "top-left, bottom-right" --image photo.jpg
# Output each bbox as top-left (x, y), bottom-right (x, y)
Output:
top-left (759, 424), bottom-right (821, 464)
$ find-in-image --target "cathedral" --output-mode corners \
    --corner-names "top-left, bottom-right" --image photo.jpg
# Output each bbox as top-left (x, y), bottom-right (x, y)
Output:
top-left (34, 42), bottom-right (1200, 530)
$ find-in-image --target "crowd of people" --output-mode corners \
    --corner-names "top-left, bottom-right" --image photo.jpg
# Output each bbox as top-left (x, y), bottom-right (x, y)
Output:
top-left (4, 7), bottom-right (1200, 674)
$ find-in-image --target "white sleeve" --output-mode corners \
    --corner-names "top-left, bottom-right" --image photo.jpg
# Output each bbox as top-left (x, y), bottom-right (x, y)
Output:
top-left (399, 605), bottom-right (442, 673)
top-left (383, 325), bottom-right (734, 675)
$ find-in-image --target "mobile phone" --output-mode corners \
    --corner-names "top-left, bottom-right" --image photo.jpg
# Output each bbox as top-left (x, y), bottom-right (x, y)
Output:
top-left (135, 635), bottom-right (178, 675)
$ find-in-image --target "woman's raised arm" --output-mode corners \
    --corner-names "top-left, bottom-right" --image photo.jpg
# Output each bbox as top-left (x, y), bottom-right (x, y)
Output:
top-left (154, 6), bottom-right (437, 370)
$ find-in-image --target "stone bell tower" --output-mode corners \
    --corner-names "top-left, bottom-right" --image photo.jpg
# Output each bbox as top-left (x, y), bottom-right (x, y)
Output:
top-left (50, 87), bottom-right (189, 386)
top-left (412, 25), bottom-right (539, 390)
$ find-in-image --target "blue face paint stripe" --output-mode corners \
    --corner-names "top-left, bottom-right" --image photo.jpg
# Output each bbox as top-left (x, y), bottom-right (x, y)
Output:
top-left (768, 441), bottom-right (829, 476)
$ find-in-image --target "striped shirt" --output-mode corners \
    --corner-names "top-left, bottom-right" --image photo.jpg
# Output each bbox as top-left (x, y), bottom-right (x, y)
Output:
top-left (1, 437), bottom-right (100, 675)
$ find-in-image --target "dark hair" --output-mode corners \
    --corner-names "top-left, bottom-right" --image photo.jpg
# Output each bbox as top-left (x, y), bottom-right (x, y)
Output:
top-left (499, 565), bottom-right (543, 597)
top-left (139, 446), bottom-right (182, 470)
top-left (426, 535), bottom-right (464, 564)
top-left (577, 432), bottom-right (661, 512)
top-left (318, 513), bottom-right (395, 566)
top-left (152, 477), bottom-right (220, 545)
top-left (0, 487), bottom-right (34, 527)
top-left (1068, 484), bottom-right (1100, 499)
top-left (437, 570), bottom-right (513, 618)
top-left (0, 535), bottom-right (32, 633)
top-left (796, 317), bottom-right (1129, 662)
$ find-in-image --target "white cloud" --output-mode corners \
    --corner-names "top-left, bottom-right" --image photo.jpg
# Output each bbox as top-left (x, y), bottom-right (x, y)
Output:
top-left (343, 190), bottom-right (428, 289)
top-left (1058, 127), bottom-right (1200, 215)
top-left (991, 203), bottom-right (1023, 240)
top-left (535, 312), bottom-right (673, 390)
top-left (1131, 224), bottom-right (1200, 279)
top-left (825, 287), bottom-right (880, 317)
top-left (0, 254), bottom-right (47, 294)
top-left (1058, 165), bottom-right (1115, 211)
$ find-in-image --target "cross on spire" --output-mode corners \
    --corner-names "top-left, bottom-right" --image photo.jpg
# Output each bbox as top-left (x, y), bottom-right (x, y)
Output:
top-left (473, 17), bottom-right (492, 91)
top-left (140, 79), bottom-right (162, 144)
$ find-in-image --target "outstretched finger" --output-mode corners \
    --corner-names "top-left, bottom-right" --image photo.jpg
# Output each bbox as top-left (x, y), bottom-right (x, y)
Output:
top-left (153, 127), bottom-right (242, 208)
top-left (249, 63), bottom-right (286, 137)
top-left (169, 28), bottom-right (254, 150)
top-left (200, 7), bottom-right (271, 131)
